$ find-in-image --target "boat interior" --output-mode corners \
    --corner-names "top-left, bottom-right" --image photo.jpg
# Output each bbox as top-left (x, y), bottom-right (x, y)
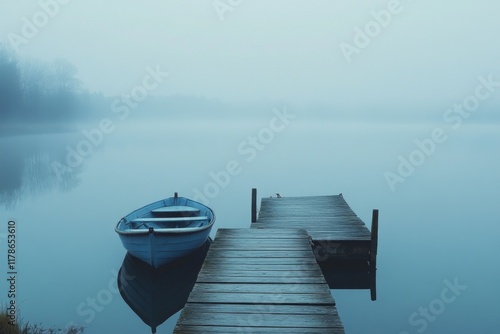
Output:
top-left (125, 205), bottom-right (211, 230)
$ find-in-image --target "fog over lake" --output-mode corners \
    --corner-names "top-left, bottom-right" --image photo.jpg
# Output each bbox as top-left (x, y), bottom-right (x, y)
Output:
top-left (1, 1), bottom-right (499, 333)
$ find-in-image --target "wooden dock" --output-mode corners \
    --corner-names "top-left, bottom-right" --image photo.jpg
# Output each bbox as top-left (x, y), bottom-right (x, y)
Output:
top-left (174, 228), bottom-right (345, 333)
top-left (174, 190), bottom-right (378, 332)
top-left (252, 191), bottom-right (378, 299)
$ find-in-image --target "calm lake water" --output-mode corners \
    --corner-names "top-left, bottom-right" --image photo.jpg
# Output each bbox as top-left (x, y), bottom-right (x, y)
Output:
top-left (1, 115), bottom-right (499, 333)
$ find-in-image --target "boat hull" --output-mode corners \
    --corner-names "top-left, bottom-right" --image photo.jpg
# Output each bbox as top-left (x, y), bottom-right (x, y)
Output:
top-left (117, 227), bottom-right (212, 268)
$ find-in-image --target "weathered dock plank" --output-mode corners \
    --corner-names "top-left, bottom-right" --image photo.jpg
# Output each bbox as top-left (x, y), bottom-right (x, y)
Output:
top-left (174, 228), bottom-right (345, 333)
top-left (195, 276), bottom-right (328, 284)
top-left (178, 312), bottom-right (340, 327)
top-left (190, 283), bottom-right (330, 294)
top-left (216, 228), bottom-right (310, 237)
top-left (174, 327), bottom-right (343, 333)
top-left (178, 303), bottom-right (339, 315)
top-left (203, 249), bottom-right (315, 258)
top-left (201, 257), bottom-right (318, 266)
top-left (187, 292), bottom-right (335, 305)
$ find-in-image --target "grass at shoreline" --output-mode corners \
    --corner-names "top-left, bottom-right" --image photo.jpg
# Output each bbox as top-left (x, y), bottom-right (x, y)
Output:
top-left (0, 309), bottom-right (84, 334)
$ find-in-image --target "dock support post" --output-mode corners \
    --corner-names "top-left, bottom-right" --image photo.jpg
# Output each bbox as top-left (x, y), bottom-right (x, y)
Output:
top-left (370, 209), bottom-right (379, 301)
top-left (251, 188), bottom-right (257, 223)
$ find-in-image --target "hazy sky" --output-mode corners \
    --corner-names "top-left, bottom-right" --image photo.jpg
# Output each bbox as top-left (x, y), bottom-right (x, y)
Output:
top-left (1, 0), bottom-right (500, 111)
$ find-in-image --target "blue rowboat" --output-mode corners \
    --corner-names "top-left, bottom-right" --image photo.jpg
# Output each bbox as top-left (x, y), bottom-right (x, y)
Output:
top-left (115, 193), bottom-right (215, 268)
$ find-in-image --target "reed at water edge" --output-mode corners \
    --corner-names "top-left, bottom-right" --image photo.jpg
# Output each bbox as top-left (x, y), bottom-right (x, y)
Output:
top-left (0, 308), bottom-right (84, 334)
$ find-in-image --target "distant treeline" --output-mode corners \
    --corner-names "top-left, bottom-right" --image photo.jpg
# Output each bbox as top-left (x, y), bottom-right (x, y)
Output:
top-left (0, 44), bottom-right (89, 124)
top-left (1, 43), bottom-right (289, 127)
top-left (0, 44), bottom-right (237, 126)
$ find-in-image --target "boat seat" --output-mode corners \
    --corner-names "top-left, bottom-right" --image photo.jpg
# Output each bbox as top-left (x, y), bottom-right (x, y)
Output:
top-left (152, 206), bottom-right (200, 214)
top-left (130, 216), bottom-right (208, 223)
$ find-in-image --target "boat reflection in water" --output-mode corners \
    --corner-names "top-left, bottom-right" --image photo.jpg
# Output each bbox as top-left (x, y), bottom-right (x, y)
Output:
top-left (117, 238), bottom-right (211, 333)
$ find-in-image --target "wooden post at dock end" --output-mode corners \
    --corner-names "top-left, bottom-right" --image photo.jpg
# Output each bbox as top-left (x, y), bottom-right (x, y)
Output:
top-left (251, 188), bottom-right (257, 223)
top-left (370, 209), bottom-right (379, 301)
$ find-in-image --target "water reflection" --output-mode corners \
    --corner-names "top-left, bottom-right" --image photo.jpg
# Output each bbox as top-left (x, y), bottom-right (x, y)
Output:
top-left (117, 238), bottom-right (211, 333)
top-left (0, 132), bottom-right (83, 208)
top-left (318, 259), bottom-right (376, 299)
